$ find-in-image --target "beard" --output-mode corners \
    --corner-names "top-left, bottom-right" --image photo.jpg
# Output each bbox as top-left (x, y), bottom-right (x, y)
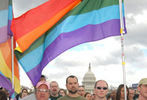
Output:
top-left (68, 90), bottom-right (78, 94)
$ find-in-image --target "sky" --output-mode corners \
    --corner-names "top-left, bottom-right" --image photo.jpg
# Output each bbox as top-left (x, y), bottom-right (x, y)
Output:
top-left (13, 0), bottom-right (147, 89)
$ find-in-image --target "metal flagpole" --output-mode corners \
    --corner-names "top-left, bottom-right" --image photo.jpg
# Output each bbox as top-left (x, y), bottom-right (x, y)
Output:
top-left (119, 0), bottom-right (127, 100)
top-left (11, 36), bottom-right (15, 91)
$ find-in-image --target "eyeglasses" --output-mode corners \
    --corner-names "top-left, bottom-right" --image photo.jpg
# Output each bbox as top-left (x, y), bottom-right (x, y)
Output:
top-left (96, 87), bottom-right (108, 90)
top-left (36, 89), bottom-right (49, 93)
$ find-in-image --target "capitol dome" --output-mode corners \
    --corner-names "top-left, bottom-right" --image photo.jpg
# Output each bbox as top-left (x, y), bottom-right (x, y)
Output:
top-left (82, 63), bottom-right (96, 93)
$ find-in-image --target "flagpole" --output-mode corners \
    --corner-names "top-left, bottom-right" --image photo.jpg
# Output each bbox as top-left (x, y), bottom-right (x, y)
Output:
top-left (119, 0), bottom-right (127, 100)
top-left (11, 36), bottom-right (15, 91)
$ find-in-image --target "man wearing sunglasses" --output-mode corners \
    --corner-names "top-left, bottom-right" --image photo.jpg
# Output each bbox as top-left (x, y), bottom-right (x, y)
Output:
top-left (94, 80), bottom-right (108, 100)
top-left (35, 81), bottom-right (51, 100)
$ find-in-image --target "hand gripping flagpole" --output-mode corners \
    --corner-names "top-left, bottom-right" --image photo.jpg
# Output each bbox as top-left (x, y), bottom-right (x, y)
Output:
top-left (119, 0), bottom-right (127, 100)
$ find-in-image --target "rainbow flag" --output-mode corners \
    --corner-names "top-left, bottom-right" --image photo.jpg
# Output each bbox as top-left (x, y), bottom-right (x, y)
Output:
top-left (11, 0), bottom-right (81, 53)
top-left (15, 0), bottom-right (127, 86)
top-left (0, 39), bottom-right (21, 95)
top-left (0, 74), bottom-right (14, 96)
top-left (0, 0), bottom-right (12, 43)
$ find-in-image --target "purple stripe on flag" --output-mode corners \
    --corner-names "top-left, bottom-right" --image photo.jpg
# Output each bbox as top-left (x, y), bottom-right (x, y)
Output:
top-left (0, 20), bottom-right (12, 43)
top-left (27, 65), bottom-right (42, 85)
top-left (0, 26), bottom-right (9, 43)
top-left (8, 20), bottom-right (13, 36)
top-left (27, 19), bottom-right (126, 85)
top-left (0, 74), bottom-right (14, 96)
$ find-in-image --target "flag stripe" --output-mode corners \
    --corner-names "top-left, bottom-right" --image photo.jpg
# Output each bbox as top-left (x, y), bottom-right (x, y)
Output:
top-left (0, 0), bottom-right (12, 43)
top-left (0, 41), bottom-right (19, 79)
top-left (0, 10), bottom-right (8, 27)
top-left (13, 0), bottom-right (81, 39)
top-left (16, 4), bottom-right (124, 60)
top-left (0, 51), bottom-right (12, 78)
top-left (11, 0), bottom-right (81, 52)
top-left (67, 0), bottom-right (119, 16)
top-left (0, 26), bottom-right (8, 43)
top-left (8, 6), bottom-right (12, 20)
top-left (0, 74), bottom-right (14, 96)
top-left (16, 0), bottom-right (81, 52)
top-left (8, 5), bottom-right (13, 36)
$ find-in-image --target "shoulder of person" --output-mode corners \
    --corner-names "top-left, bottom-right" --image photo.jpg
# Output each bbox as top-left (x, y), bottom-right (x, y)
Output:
top-left (21, 93), bottom-right (36, 100)
top-left (79, 96), bottom-right (87, 100)
top-left (57, 95), bottom-right (68, 100)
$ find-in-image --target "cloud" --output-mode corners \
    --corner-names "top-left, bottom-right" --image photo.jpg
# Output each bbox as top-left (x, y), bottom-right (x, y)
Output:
top-left (93, 53), bottom-right (120, 66)
top-left (125, 22), bottom-right (147, 47)
top-left (125, 0), bottom-right (147, 15)
top-left (125, 46), bottom-right (144, 62)
top-left (125, 0), bottom-right (147, 47)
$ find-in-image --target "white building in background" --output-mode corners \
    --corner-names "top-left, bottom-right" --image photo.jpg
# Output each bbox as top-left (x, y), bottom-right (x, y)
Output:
top-left (82, 63), bottom-right (96, 93)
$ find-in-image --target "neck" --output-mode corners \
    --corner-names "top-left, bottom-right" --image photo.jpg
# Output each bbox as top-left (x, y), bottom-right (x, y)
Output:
top-left (68, 93), bottom-right (79, 97)
top-left (94, 96), bottom-right (107, 100)
top-left (138, 95), bottom-right (147, 100)
top-left (129, 97), bottom-right (133, 100)
top-left (51, 93), bottom-right (58, 97)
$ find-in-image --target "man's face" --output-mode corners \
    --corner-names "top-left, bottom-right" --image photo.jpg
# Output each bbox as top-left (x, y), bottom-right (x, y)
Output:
top-left (36, 84), bottom-right (50, 100)
top-left (129, 89), bottom-right (135, 98)
top-left (66, 77), bottom-right (79, 94)
top-left (94, 81), bottom-right (108, 98)
top-left (50, 82), bottom-right (59, 95)
top-left (138, 84), bottom-right (147, 99)
top-left (78, 86), bottom-right (85, 96)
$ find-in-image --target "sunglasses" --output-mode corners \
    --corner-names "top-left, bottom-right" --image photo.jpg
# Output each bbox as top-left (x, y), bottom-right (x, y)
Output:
top-left (96, 87), bottom-right (108, 90)
top-left (36, 89), bottom-right (49, 93)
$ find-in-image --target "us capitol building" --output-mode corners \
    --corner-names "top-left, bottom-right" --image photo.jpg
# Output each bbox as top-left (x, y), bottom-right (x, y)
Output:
top-left (82, 63), bottom-right (96, 93)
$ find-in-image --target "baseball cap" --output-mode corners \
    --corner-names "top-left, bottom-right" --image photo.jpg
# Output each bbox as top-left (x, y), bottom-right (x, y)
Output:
top-left (139, 78), bottom-right (147, 85)
top-left (36, 81), bottom-right (50, 89)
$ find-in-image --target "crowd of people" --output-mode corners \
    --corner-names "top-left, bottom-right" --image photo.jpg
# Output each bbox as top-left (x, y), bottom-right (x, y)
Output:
top-left (0, 75), bottom-right (147, 100)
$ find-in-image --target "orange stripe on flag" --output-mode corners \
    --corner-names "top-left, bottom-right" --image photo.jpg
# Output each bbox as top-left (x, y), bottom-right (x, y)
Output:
top-left (0, 39), bottom-right (20, 93)
top-left (16, 0), bottom-right (81, 52)
top-left (11, 0), bottom-right (81, 52)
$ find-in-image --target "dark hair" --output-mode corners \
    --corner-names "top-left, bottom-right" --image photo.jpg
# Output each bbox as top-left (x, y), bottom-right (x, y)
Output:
top-left (15, 93), bottom-right (21, 100)
top-left (0, 90), bottom-right (7, 100)
top-left (59, 88), bottom-right (67, 96)
top-left (79, 85), bottom-right (85, 88)
top-left (41, 75), bottom-right (46, 78)
top-left (66, 75), bottom-right (78, 84)
top-left (116, 84), bottom-right (129, 100)
top-left (21, 88), bottom-right (28, 93)
top-left (84, 92), bottom-right (91, 97)
top-left (94, 80), bottom-right (108, 88)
